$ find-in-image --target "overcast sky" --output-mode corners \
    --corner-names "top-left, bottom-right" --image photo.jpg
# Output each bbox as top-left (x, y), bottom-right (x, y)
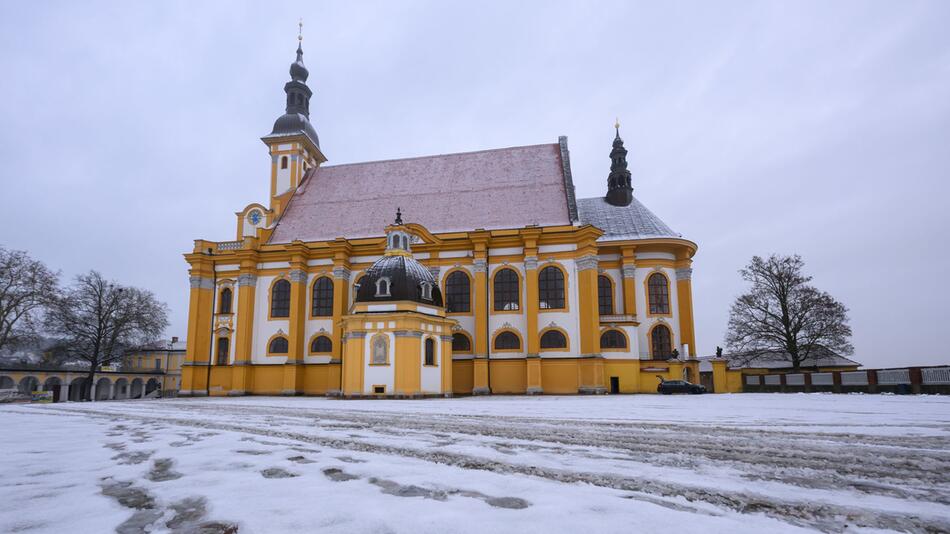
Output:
top-left (1, 1), bottom-right (948, 367)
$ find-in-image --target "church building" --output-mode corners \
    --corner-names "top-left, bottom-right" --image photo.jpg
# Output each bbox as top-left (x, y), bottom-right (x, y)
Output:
top-left (180, 39), bottom-right (699, 398)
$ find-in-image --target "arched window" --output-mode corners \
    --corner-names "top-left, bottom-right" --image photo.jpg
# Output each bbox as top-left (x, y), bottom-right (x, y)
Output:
top-left (493, 268), bottom-right (519, 311)
top-left (311, 277), bottom-right (333, 316)
top-left (268, 336), bottom-right (288, 354)
top-left (280, 156), bottom-right (288, 169)
top-left (216, 337), bottom-right (229, 365)
top-left (538, 266), bottom-right (565, 309)
top-left (445, 271), bottom-right (471, 313)
top-left (451, 333), bottom-right (472, 352)
top-left (600, 329), bottom-right (627, 349)
top-left (371, 334), bottom-right (388, 365)
top-left (424, 338), bottom-right (436, 366)
top-left (420, 282), bottom-right (433, 301)
top-left (271, 279), bottom-right (290, 317)
top-left (218, 287), bottom-right (232, 314)
top-left (494, 331), bottom-right (520, 350)
top-left (540, 330), bottom-right (567, 349)
top-left (376, 277), bottom-right (391, 297)
top-left (311, 335), bottom-right (332, 353)
top-left (597, 275), bottom-right (613, 315)
top-left (648, 273), bottom-right (670, 315)
top-left (651, 325), bottom-right (673, 360)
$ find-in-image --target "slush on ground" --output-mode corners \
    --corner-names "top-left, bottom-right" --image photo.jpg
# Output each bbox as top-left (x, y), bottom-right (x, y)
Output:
top-left (1, 394), bottom-right (948, 533)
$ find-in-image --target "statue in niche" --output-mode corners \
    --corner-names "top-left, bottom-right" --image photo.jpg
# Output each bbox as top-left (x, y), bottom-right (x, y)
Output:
top-left (372, 335), bottom-right (388, 365)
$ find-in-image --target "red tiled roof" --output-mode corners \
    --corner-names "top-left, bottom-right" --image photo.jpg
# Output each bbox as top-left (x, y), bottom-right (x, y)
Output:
top-left (269, 143), bottom-right (573, 243)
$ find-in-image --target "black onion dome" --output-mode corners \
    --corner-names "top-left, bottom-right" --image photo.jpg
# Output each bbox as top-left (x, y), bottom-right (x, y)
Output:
top-left (269, 113), bottom-right (320, 148)
top-left (356, 255), bottom-right (443, 307)
top-left (290, 44), bottom-right (309, 82)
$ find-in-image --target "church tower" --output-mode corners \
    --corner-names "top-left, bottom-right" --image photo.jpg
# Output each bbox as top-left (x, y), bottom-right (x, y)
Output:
top-left (260, 23), bottom-right (327, 218)
top-left (605, 120), bottom-right (633, 207)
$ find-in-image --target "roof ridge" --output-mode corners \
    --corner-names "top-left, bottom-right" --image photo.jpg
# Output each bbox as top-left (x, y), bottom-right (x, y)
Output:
top-left (318, 142), bottom-right (559, 170)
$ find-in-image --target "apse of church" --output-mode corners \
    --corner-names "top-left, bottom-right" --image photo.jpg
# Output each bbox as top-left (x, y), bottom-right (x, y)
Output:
top-left (180, 38), bottom-right (699, 398)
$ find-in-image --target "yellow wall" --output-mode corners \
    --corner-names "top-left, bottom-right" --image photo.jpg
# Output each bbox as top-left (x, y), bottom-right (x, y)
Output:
top-left (489, 359), bottom-right (526, 394)
top-left (452, 360), bottom-right (474, 394)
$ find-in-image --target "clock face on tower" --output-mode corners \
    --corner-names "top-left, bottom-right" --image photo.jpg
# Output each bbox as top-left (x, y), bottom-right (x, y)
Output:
top-left (248, 210), bottom-right (262, 226)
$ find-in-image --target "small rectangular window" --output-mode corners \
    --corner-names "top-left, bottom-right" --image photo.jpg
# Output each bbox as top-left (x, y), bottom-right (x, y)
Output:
top-left (155, 358), bottom-right (161, 370)
top-left (373, 385), bottom-right (385, 394)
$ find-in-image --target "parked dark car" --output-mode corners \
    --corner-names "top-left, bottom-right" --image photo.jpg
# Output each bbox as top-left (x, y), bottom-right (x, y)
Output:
top-left (657, 380), bottom-right (706, 395)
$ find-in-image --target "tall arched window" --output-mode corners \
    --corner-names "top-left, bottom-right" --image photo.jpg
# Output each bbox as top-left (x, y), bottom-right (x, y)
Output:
top-left (271, 279), bottom-right (290, 317)
top-left (218, 287), bottom-right (233, 314)
top-left (651, 325), bottom-right (673, 360)
top-left (494, 331), bottom-right (520, 350)
top-left (216, 337), bottom-right (229, 365)
top-left (493, 268), bottom-right (519, 311)
top-left (538, 266), bottom-right (565, 309)
top-left (424, 338), bottom-right (436, 366)
top-left (600, 329), bottom-right (627, 349)
top-left (597, 275), bottom-right (613, 315)
top-left (648, 273), bottom-right (670, 315)
top-left (445, 271), bottom-right (471, 313)
top-left (268, 336), bottom-right (288, 354)
top-left (311, 277), bottom-right (333, 316)
top-left (280, 156), bottom-right (288, 169)
top-left (311, 335), bottom-right (332, 353)
top-left (451, 333), bottom-right (472, 353)
top-left (540, 330), bottom-right (567, 349)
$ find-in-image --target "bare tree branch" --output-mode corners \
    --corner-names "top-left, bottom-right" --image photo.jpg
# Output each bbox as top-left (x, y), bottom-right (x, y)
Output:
top-left (725, 254), bottom-right (852, 370)
top-left (44, 271), bottom-right (169, 400)
top-left (0, 246), bottom-right (59, 354)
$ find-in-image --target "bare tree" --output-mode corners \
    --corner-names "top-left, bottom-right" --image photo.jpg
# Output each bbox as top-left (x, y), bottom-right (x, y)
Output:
top-left (726, 254), bottom-right (852, 370)
top-left (0, 246), bottom-right (59, 354)
top-left (44, 271), bottom-right (168, 400)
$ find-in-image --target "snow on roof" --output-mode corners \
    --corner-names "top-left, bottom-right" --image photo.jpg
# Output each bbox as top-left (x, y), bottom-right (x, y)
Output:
top-left (575, 196), bottom-right (680, 241)
top-left (697, 349), bottom-right (861, 372)
top-left (269, 143), bottom-right (573, 243)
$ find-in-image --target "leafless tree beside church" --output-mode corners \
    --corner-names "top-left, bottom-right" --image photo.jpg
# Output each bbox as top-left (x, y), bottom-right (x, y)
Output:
top-left (0, 246), bottom-right (59, 354)
top-left (44, 271), bottom-right (168, 400)
top-left (726, 254), bottom-right (853, 371)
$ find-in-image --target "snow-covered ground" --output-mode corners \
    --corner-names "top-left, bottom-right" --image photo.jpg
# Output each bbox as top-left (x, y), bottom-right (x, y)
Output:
top-left (1, 394), bottom-right (948, 534)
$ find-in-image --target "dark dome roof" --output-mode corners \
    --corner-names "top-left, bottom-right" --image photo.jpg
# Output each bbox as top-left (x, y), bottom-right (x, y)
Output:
top-left (356, 255), bottom-right (443, 307)
top-left (268, 113), bottom-right (320, 148)
top-left (290, 48), bottom-right (309, 82)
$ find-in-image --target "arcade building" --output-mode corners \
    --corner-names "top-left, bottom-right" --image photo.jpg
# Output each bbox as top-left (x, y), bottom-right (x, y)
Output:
top-left (180, 39), bottom-right (700, 398)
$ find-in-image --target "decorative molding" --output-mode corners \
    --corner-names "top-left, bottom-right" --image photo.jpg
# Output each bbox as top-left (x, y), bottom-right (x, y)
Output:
top-left (333, 266), bottom-right (351, 281)
top-left (428, 266), bottom-right (440, 279)
top-left (576, 255), bottom-right (598, 272)
top-left (343, 332), bottom-right (367, 340)
top-left (289, 269), bottom-right (307, 283)
top-left (675, 267), bottom-right (693, 281)
top-left (440, 335), bottom-right (454, 342)
top-left (473, 259), bottom-right (488, 273)
top-left (393, 330), bottom-right (423, 338)
top-left (524, 256), bottom-right (538, 270)
top-left (189, 276), bottom-right (214, 289)
top-left (237, 274), bottom-right (258, 287)
top-left (621, 265), bottom-right (637, 279)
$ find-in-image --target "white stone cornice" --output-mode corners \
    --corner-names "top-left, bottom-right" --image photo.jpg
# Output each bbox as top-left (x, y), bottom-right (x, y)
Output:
top-left (237, 274), bottom-right (258, 287)
top-left (621, 264), bottom-right (637, 279)
top-left (333, 266), bottom-right (351, 281)
top-left (576, 255), bottom-right (598, 272)
top-left (289, 269), bottom-right (307, 283)
top-left (675, 268), bottom-right (693, 281)
top-left (189, 276), bottom-right (214, 289)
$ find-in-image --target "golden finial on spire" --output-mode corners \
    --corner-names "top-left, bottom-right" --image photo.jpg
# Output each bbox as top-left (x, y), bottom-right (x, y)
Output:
top-left (298, 18), bottom-right (303, 41)
top-left (614, 117), bottom-right (620, 131)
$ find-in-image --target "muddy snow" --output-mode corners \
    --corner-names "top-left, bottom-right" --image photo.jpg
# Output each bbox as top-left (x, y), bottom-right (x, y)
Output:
top-left (0, 394), bottom-right (947, 533)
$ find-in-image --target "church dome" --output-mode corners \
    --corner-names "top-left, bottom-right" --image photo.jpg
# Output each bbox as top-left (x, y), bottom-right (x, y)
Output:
top-left (355, 255), bottom-right (443, 307)
top-left (269, 113), bottom-right (320, 148)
